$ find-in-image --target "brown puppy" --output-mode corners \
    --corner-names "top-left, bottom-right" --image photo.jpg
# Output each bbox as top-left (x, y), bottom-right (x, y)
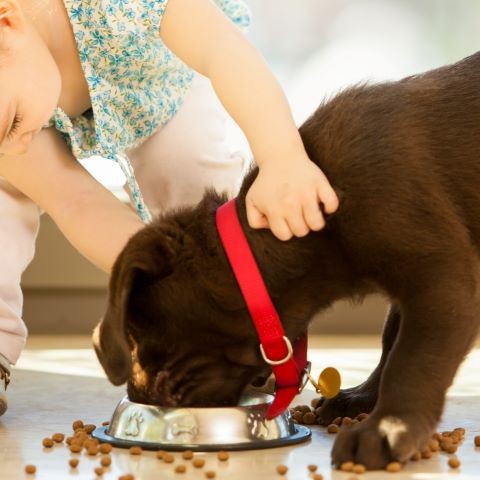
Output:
top-left (93, 51), bottom-right (480, 469)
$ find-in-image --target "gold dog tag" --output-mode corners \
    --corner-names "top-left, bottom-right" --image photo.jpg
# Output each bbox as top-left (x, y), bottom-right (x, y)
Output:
top-left (316, 367), bottom-right (341, 399)
top-left (306, 366), bottom-right (341, 398)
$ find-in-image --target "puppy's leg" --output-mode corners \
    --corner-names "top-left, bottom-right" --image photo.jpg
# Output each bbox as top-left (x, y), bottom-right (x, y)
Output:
top-left (316, 304), bottom-right (401, 424)
top-left (331, 258), bottom-right (480, 469)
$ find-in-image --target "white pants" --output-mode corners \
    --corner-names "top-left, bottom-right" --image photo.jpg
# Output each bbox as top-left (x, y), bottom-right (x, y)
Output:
top-left (0, 74), bottom-right (249, 364)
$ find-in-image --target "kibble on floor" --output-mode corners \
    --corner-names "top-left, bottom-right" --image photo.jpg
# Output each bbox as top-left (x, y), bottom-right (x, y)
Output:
top-left (5, 335), bottom-right (480, 479)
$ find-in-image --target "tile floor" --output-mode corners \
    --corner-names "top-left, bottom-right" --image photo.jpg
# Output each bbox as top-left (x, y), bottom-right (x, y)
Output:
top-left (1, 335), bottom-right (479, 480)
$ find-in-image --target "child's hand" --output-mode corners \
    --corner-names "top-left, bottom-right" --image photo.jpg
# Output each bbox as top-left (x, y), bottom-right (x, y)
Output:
top-left (246, 154), bottom-right (339, 241)
top-left (160, 0), bottom-right (339, 238)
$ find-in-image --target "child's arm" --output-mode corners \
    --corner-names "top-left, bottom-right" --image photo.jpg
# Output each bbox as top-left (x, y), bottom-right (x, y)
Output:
top-left (0, 128), bottom-right (144, 273)
top-left (160, 0), bottom-right (339, 241)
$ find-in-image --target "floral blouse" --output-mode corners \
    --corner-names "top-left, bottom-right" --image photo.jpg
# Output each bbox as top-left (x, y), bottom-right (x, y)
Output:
top-left (44, 0), bottom-right (251, 221)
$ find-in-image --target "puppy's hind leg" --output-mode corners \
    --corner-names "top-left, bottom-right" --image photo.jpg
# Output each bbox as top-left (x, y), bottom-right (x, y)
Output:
top-left (331, 254), bottom-right (480, 470)
top-left (316, 303), bottom-right (401, 425)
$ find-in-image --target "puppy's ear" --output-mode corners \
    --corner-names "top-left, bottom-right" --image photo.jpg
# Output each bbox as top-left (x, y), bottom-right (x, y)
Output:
top-left (93, 263), bottom-right (141, 385)
top-left (93, 231), bottom-right (172, 385)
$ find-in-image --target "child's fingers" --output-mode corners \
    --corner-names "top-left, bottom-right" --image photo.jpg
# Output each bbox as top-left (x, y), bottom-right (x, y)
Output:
top-left (284, 205), bottom-right (310, 237)
top-left (269, 216), bottom-right (293, 241)
top-left (246, 202), bottom-right (269, 229)
top-left (318, 181), bottom-right (340, 214)
top-left (304, 194), bottom-right (326, 231)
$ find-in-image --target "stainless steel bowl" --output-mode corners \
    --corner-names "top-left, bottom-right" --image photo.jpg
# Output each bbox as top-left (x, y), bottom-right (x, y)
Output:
top-left (92, 392), bottom-right (311, 451)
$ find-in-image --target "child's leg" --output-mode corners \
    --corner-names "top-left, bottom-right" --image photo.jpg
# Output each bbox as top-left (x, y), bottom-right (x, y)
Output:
top-left (126, 74), bottom-right (250, 216)
top-left (0, 178), bottom-right (41, 365)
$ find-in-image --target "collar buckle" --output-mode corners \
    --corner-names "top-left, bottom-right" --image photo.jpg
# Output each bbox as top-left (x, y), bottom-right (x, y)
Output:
top-left (259, 336), bottom-right (293, 366)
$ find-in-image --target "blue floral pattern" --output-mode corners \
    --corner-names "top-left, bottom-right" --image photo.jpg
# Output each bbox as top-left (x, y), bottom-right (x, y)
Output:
top-left (44, 0), bottom-right (250, 222)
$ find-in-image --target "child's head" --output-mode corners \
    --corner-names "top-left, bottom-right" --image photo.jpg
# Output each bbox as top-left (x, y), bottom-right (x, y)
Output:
top-left (0, 0), bottom-right (61, 156)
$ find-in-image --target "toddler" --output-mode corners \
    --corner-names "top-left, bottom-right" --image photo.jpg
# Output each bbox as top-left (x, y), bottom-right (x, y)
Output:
top-left (0, 0), bottom-right (339, 415)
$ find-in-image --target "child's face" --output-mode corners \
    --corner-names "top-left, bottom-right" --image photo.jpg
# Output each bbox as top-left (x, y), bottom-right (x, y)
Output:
top-left (0, 0), bottom-right (61, 156)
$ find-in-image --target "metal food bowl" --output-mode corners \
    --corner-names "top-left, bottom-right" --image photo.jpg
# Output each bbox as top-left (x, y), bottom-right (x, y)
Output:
top-left (92, 392), bottom-right (311, 451)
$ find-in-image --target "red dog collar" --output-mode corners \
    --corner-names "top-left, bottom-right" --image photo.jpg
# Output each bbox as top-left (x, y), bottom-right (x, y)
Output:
top-left (216, 199), bottom-right (309, 419)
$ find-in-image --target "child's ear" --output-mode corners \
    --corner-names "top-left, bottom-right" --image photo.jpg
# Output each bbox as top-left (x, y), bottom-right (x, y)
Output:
top-left (0, 1), bottom-right (25, 31)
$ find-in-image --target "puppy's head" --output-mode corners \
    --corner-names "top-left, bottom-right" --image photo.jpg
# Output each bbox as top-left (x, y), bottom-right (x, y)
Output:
top-left (93, 194), bottom-right (273, 407)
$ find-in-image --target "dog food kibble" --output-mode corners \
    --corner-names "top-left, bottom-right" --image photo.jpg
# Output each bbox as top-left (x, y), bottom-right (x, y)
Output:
top-left (440, 439), bottom-right (452, 452)
top-left (448, 457), bottom-right (461, 469)
top-left (311, 397), bottom-right (321, 409)
top-left (75, 431), bottom-right (89, 441)
top-left (182, 450), bottom-right (194, 460)
top-left (99, 443), bottom-right (113, 454)
top-left (296, 405), bottom-right (311, 414)
top-left (129, 446), bottom-right (142, 455)
top-left (70, 438), bottom-right (83, 448)
top-left (303, 411), bottom-right (317, 425)
top-left (25, 465), bottom-right (36, 474)
top-left (293, 411), bottom-right (304, 423)
top-left (474, 436), bottom-right (480, 447)
top-left (102, 421), bottom-right (110, 426)
top-left (163, 453), bottom-right (175, 463)
top-left (340, 461), bottom-right (354, 472)
top-left (446, 444), bottom-right (458, 454)
top-left (421, 449), bottom-right (432, 459)
top-left (72, 420), bottom-right (84, 431)
top-left (341, 417), bottom-right (353, 427)
top-left (217, 451), bottom-right (229, 461)
top-left (451, 433), bottom-right (461, 443)
top-left (70, 444), bottom-right (82, 453)
top-left (193, 458), bottom-right (206, 468)
top-left (52, 433), bottom-right (65, 443)
top-left (42, 437), bottom-right (54, 448)
top-left (87, 446), bottom-right (99, 456)
top-left (84, 424), bottom-right (97, 434)
top-left (327, 424), bottom-right (339, 434)
top-left (386, 462), bottom-right (401, 473)
top-left (37, 412), bottom-right (464, 480)
top-left (353, 464), bottom-right (366, 474)
top-left (428, 439), bottom-right (440, 452)
top-left (84, 438), bottom-right (99, 450)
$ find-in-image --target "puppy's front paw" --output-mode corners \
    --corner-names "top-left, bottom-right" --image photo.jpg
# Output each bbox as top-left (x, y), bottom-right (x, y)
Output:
top-left (315, 386), bottom-right (377, 425)
top-left (331, 414), bottom-right (430, 470)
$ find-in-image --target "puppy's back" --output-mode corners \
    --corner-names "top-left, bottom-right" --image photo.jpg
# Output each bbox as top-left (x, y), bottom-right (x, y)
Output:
top-left (300, 51), bottom-right (480, 256)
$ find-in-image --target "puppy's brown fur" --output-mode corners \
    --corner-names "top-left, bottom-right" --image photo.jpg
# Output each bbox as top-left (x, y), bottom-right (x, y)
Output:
top-left (94, 52), bottom-right (480, 468)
